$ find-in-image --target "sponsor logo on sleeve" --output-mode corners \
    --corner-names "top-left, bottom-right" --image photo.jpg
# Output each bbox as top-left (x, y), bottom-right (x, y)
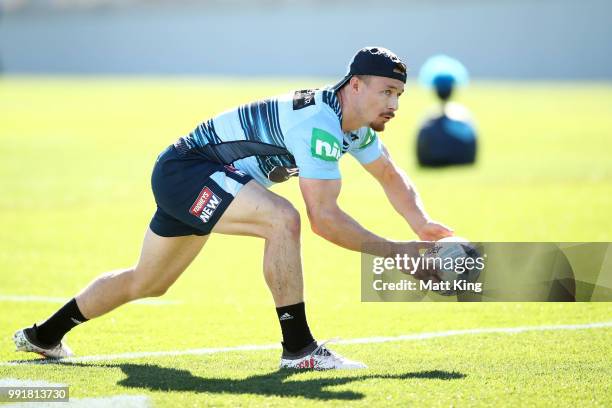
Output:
top-left (311, 128), bottom-right (341, 161)
top-left (359, 128), bottom-right (377, 149)
top-left (293, 89), bottom-right (316, 110)
top-left (189, 187), bottom-right (222, 223)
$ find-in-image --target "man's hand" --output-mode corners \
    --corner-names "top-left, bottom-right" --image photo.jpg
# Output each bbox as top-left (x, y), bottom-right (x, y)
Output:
top-left (416, 221), bottom-right (454, 241)
top-left (387, 241), bottom-right (441, 283)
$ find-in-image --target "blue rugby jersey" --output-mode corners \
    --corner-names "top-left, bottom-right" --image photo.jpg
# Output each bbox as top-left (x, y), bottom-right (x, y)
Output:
top-left (174, 87), bottom-right (384, 187)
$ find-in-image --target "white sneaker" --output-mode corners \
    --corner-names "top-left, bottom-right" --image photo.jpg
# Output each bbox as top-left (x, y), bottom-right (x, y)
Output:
top-left (13, 325), bottom-right (74, 359)
top-left (279, 340), bottom-right (367, 370)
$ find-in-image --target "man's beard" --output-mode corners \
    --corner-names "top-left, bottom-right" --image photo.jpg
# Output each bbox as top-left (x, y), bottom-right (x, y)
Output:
top-left (369, 119), bottom-right (386, 132)
top-left (370, 112), bottom-right (394, 131)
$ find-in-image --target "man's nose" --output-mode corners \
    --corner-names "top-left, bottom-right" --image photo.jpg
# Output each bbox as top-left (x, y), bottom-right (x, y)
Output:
top-left (388, 97), bottom-right (399, 111)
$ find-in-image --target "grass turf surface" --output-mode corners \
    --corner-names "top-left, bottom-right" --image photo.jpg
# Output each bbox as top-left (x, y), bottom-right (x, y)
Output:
top-left (0, 77), bottom-right (611, 406)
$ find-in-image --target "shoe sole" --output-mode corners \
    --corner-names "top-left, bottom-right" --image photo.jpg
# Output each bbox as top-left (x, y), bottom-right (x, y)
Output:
top-left (13, 330), bottom-right (72, 359)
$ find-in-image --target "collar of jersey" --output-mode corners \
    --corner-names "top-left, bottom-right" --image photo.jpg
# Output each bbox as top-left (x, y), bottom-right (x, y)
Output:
top-left (321, 86), bottom-right (343, 127)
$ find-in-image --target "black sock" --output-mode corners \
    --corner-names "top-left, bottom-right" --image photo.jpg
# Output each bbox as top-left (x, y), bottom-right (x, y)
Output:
top-left (35, 298), bottom-right (88, 346)
top-left (276, 302), bottom-right (315, 353)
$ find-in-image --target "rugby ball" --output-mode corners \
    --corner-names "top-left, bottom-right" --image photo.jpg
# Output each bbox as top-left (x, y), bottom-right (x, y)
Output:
top-left (424, 236), bottom-right (482, 296)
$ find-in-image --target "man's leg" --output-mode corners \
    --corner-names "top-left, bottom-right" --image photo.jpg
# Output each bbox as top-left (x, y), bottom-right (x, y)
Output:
top-left (15, 229), bottom-right (207, 356)
top-left (213, 180), bottom-right (315, 354)
top-left (76, 228), bottom-right (208, 319)
top-left (16, 175), bottom-right (364, 367)
top-left (213, 180), bottom-right (303, 307)
top-left (213, 180), bottom-right (365, 369)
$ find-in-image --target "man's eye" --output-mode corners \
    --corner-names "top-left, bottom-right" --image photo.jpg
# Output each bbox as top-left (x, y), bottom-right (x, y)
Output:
top-left (384, 90), bottom-right (392, 95)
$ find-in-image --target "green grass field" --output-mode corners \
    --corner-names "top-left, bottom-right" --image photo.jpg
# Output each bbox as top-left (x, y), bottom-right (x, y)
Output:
top-left (1, 77), bottom-right (611, 407)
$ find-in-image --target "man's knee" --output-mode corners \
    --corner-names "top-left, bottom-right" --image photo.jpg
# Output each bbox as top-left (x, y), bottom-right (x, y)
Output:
top-left (269, 198), bottom-right (301, 239)
top-left (138, 284), bottom-right (168, 298)
top-left (128, 267), bottom-right (169, 299)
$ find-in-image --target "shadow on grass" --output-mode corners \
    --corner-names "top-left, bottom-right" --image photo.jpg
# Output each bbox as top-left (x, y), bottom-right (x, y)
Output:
top-left (51, 362), bottom-right (465, 400)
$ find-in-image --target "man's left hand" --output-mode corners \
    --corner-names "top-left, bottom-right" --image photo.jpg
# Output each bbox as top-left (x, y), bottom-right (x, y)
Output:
top-left (416, 221), bottom-right (454, 241)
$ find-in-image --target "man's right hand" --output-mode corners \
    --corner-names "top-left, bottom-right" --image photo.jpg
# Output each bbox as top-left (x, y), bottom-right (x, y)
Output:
top-left (416, 221), bottom-right (454, 241)
top-left (387, 241), bottom-right (441, 283)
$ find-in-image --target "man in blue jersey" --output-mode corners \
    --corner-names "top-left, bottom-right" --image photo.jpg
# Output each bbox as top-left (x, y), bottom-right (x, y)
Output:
top-left (14, 47), bottom-right (453, 369)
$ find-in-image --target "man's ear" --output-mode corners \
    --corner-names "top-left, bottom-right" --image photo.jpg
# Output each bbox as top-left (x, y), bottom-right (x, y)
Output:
top-left (349, 76), bottom-right (362, 93)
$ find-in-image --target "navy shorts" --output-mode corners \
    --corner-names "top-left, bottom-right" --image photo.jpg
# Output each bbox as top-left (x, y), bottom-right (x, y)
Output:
top-left (149, 145), bottom-right (253, 237)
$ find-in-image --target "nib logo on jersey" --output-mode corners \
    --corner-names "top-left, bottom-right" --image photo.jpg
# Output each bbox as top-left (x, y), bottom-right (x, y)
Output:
top-left (311, 128), bottom-right (341, 161)
top-left (189, 187), bottom-right (222, 223)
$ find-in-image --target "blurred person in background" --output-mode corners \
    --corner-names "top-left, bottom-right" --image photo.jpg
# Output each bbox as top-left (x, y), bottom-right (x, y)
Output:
top-left (416, 55), bottom-right (478, 167)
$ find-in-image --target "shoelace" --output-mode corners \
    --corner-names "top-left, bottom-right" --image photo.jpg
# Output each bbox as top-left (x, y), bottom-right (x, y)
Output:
top-left (310, 337), bottom-right (342, 362)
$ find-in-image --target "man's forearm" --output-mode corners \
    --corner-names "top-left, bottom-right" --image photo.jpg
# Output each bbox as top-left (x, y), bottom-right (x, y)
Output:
top-left (309, 208), bottom-right (394, 256)
top-left (380, 167), bottom-right (430, 233)
top-left (310, 208), bottom-right (425, 258)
